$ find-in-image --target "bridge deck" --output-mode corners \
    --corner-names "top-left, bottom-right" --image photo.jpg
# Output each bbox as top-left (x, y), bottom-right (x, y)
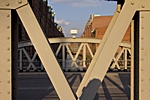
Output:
top-left (18, 72), bottom-right (130, 100)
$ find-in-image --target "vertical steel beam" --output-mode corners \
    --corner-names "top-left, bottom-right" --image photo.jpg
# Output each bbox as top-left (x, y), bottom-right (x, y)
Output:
top-left (130, 20), bottom-right (134, 100)
top-left (0, 10), bottom-right (12, 100)
top-left (124, 48), bottom-right (128, 70)
top-left (83, 44), bottom-right (86, 68)
top-left (16, 4), bottom-right (76, 100)
top-left (138, 11), bottom-right (150, 100)
top-left (62, 44), bottom-right (65, 68)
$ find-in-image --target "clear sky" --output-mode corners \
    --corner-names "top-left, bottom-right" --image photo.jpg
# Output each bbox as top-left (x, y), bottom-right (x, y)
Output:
top-left (48, 0), bottom-right (117, 37)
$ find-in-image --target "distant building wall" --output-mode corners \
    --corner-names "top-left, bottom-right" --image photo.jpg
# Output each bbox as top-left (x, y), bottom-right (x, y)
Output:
top-left (81, 14), bottom-right (131, 54)
top-left (18, 0), bottom-right (64, 58)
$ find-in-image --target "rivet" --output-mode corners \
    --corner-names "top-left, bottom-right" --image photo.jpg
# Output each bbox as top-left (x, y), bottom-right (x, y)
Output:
top-left (141, 89), bottom-right (144, 92)
top-left (141, 5), bottom-right (145, 8)
top-left (6, 14), bottom-right (10, 17)
top-left (6, 25), bottom-right (10, 29)
top-left (141, 68), bottom-right (144, 71)
top-left (141, 58), bottom-right (144, 61)
top-left (7, 36), bottom-right (10, 40)
top-left (7, 47), bottom-right (10, 50)
top-left (7, 69), bottom-right (10, 72)
top-left (141, 37), bottom-right (144, 40)
top-left (18, 0), bottom-right (22, 4)
top-left (141, 16), bottom-right (144, 18)
top-left (141, 47), bottom-right (144, 50)
top-left (141, 78), bottom-right (144, 82)
top-left (7, 91), bottom-right (10, 94)
top-left (5, 3), bottom-right (9, 6)
top-left (141, 27), bottom-right (144, 29)
top-left (131, 2), bottom-right (134, 5)
top-left (7, 58), bottom-right (10, 61)
top-left (7, 80), bottom-right (10, 83)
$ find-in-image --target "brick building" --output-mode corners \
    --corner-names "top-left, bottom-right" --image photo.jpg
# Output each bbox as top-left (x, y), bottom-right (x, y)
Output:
top-left (18, 0), bottom-right (64, 57)
top-left (81, 14), bottom-right (131, 53)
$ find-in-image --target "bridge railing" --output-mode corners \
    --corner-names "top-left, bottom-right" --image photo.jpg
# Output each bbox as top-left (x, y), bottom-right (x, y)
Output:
top-left (18, 38), bottom-right (131, 72)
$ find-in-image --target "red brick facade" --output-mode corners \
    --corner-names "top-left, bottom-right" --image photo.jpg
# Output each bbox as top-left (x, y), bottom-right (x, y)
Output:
top-left (18, 0), bottom-right (64, 57)
top-left (81, 15), bottom-right (131, 53)
top-left (18, 0), bottom-right (64, 41)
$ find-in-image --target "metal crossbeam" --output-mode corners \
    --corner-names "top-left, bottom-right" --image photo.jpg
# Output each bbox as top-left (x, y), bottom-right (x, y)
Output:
top-left (110, 47), bottom-right (131, 69)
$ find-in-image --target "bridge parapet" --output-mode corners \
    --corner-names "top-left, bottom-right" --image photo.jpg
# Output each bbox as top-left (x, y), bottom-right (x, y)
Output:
top-left (18, 38), bottom-right (131, 72)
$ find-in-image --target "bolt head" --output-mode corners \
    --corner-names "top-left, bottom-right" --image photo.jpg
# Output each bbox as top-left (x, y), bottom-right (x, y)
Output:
top-left (141, 37), bottom-right (144, 40)
top-left (131, 2), bottom-right (134, 5)
top-left (7, 69), bottom-right (10, 72)
top-left (141, 89), bottom-right (144, 92)
top-left (7, 36), bottom-right (10, 40)
top-left (6, 14), bottom-right (10, 17)
top-left (141, 78), bottom-right (144, 82)
top-left (7, 47), bottom-right (10, 50)
top-left (18, 0), bottom-right (22, 4)
top-left (6, 25), bottom-right (10, 29)
top-left (5, 3), bottom-right (9, 6)
top-left (141, 58), bottom-right (144, 61)
top-left (7, 80), bottom-right (10, 83)
top-left (7, 58), bottom-right (10, 61)
top-left (142, 5), bottom-right (145, 8)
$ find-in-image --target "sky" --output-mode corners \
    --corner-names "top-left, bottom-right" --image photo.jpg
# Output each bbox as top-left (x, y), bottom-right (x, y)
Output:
top-left (48, 0), bottom-right (117, 37)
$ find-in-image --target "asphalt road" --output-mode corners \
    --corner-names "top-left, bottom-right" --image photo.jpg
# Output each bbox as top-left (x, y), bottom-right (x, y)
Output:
top-left (18, 72), bottom-right (130, 100)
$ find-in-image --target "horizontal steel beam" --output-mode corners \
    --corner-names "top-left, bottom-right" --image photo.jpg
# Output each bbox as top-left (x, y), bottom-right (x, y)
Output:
top-left (48, 38), bottom-right (101, 43)
top-left (18, 38), bottom-right (131, 48)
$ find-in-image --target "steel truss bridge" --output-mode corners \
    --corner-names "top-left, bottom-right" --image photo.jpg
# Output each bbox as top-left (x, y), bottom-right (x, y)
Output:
top-left (0, 0), bottom-right (150, 100)
top-left (18, 38), bottom-right (131, 72)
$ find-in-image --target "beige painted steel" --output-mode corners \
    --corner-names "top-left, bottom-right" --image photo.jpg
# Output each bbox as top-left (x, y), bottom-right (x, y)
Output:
top-left (0, 0), bottom-right (27, 9)
top-left (0, 10), bottom-right (11, 100)
top-left (76, 3), bottom-right (122, 98)
top-left (19, 38), bottom-right (130, 48)
top-left (18, 41), bottom-right (131, 71)
top-left (16, 4), bottom-right (76, 100)
top-left (110, 47), bottom-right (131, 69)
top-left (139, 11), bottom-right (150, 100)
top-left (77, 0), bottom-right (141, 99)
top-left (130, 20), bottom-right (134, 100)
top-left (1, 0), bottom-right (150, 100)
top-left (49, 37), bottom-right (101, 43)
top-left (137, 0), bottom-right (150, 11)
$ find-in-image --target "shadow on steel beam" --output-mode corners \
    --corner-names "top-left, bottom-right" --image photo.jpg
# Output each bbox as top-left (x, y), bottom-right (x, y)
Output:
top-left (79, 79), bottom-right (101, 100)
